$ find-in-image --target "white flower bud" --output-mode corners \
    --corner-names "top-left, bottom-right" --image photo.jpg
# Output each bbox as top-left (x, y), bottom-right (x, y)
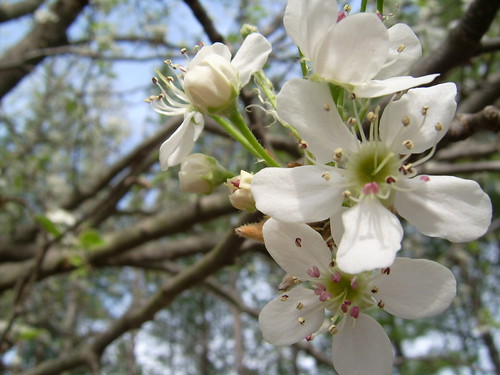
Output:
top-left (227, 170), bottom-right (256, 212)
top-left (183, 54), bottom-right (239, 114)
top-left (178, 154), bottom-right (231, 194)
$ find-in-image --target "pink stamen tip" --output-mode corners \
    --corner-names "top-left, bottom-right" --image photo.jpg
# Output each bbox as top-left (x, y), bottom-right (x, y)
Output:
top-left (363, 182), bottom-right (380, 195)
top-left (231, 180), bottom-right (240, 188)
top-left (350, 306), bottom-right (360, 319)
top-left (351, 279), bottom-right (358, 289)
top-left (337, 11), bottom-right (346, 22)
top-left (305, 334), bottom-right (313, 341)
top-left (341, 303), bottom-right (348, 313)
top-left (331, 271), bottom-right (342, 283)
top-left (420, 175), bottom-right (430, 182)
top-left (307, 265), bottom-right (321, 278)
top-left (319, 291), bottom-right (331, 302)
top-left (314, 284), bottom-right (326, 295)
top-left (344, 300), bottom-right (352, 306)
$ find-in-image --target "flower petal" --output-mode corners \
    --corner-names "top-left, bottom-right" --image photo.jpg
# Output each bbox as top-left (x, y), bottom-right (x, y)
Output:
top-left (353, 73), bottom-right (439, 98)
top-left (231, 33), bottom-right (272, 86)
top-left (380, 83), bottom-right (457, 153)
top-left (259, 287), bottom-right (325, 346)
top-left (252, 165), bottom-right (345, 223)
top-left (159, 112), bottom-right (204, 170)
top-left (332, 314), bottom-right (393, 375)
top-left (283, 0), bottom-right (338, 61)
top-left (314, 13), bottom-right (389, 85)
top-left (394, 175), bottom-right (492, 242)
top-left (263, 218), bottom-right (333, 280)
top-left (189, 42), bottom-right (231, 69)
top-left (336, 198), bottom-right (403, 274)
top-left (375, 23), bottom-right (422, 79)
top-left (370, 258), bottom-right (456, 319)
top-left (277, 79), bottom-right (358, 162)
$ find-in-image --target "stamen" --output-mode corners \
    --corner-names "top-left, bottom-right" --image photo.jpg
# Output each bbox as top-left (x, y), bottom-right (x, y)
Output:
top-left (333, 148), bottom-right (344, 163)
top-left (381, 267), bottom-right (391, 275)
top-left (401, 116), bottom-right (410, 127)
top-left (435, 122), bottom-right (443, 131)
top-left (323, 103), bottom-right (331, 111)
top-left (421, 106), bottom-right (429, 115)
top-left (314, 284), bottom-right (326, 295)
top-left (349, 306), bottom-right (360, 318)
top-left (306, 334), bottom-right (315, 341)
top-left (295, 238), bottom-right (302, 247)
top-left (350, 277), bottom-right (358, 289)
top-left (386, 176), bottom-right (397, 184)
top-left (397, 44), bottom-right (406, 53)
top-left (307, 266), bottom-right (321, 278)
top-left (331, 271), bottom-right (342, 283)
top-left (319, 291), bottom-right (332, 302)
top-left (328, 324), bottom-right (338, 334)
top-left (378, 300), bottom-right (385, 309)
top-left (296, 302), bottom-right (304, 310)
top-left (280, 294), bottom-right (289, 301)
top-left (322, 172), bottom-right (331, 181)
top-left (420, 175), bottom-right (430, 182)
top-left (298, 140), bottom-right (308, 150)
top-left (371, 286), bottom-right (379, 293)
top-left (363, 182), bottom-right (379, 195)
top-left (298, 317), bottom-right (306, 325)
top-left (403, 140), bottom-right (414, 150)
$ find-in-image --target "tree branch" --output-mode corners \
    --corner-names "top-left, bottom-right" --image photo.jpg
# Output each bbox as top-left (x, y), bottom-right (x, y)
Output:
top-left (0, 0), bottom-right (89, 100)
top-left (0, 0), bottom-right (44, 23)
top-left (412, 0), bottom-right (500, 77)
top-left (182, 0), bottom-right (224, 43)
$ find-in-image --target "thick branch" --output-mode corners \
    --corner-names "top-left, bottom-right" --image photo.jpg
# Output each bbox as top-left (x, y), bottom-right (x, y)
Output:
top-left (182, 0), bottom-right (224, 43)
top-left (0, 0), bottom-right (44, 23)
top-left (0, 194), bottom-right (235, 293)
top-left (0, 0), bottom-right (89, 100)
top-left (445, 105), bottom-right (499, 143)
top-left (412, 0), bottom-right (500, 77)
top-left (20, 212), bottom-right (255, 375)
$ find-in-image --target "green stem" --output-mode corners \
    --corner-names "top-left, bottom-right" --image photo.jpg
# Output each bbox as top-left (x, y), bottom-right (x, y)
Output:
top-left (377, 0), bottom-right (384, 14)
top-left (227, 108), bottom-right (281, 167)
top-left (360, 0), bottom-right (368, 12)
top-left (299, 49), bottom-right (308, 78)
top-left (211, 115), bottom-right (260, 157)
top-left (254, 71), bottom-right (277, 110)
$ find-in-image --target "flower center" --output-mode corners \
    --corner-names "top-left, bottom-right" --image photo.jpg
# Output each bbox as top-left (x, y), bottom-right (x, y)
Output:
top-left (344, 141), bottom-right (400, 197)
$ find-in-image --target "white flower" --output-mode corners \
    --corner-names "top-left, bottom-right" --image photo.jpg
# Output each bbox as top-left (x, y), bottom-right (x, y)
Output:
top-left (147, 33), bottom-right (272, 170)
top-left (252, 79), bottom-right (492, 273)
top-left (227, 170), bottom-right (256, 212)
top-left (284, 0), bottom-right (438, 97)
top-left (259, 218), bottom-right (457, 375)
top-left (178, 153), bottom-right (231, 194)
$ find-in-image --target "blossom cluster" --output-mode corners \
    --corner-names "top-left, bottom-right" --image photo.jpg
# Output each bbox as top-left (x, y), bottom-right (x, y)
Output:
top-left (147, 0), bottom-right (492, 373)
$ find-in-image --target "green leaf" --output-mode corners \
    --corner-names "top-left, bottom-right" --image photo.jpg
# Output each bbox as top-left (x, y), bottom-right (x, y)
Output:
top-left (79, 229), bottom-right (105, 250)
top-left (35, 215), bottom-right (61, 237)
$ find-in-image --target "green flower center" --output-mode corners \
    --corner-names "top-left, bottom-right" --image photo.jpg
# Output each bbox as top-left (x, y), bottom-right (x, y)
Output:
top-left (345, 142), bottom-right (400, 195)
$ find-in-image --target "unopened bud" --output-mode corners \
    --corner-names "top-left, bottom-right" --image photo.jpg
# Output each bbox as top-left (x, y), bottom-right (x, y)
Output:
top-left (179, 154), bottom-right (232, 194)
top-left (227, 170), bottom-right (256, 212)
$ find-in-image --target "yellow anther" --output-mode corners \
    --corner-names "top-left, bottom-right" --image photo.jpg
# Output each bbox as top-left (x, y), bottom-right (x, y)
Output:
top-left (280, 294), bottom-right (289, 301)
top-left (328, 324), bottom-right (338, 334)
top-left (401, 115), bottom-right (410, 127)
top-left (322, 172), bottom-right (331, 181)
top-left (366, 111), bottom-right (376, 122)
top-left (333, 148), bottom-right (344, 163)
top-left (323, 103), bottom-right (331, 111)
top-left (397, 44), bottom-right (406, 53)
top-left (296, 302), bottom-right (304, 310)
top-left (298, 317), bottom-right (306, 325)
top-left (435, 122), bottom-right (443, 131)
top-left (403, 140), bottom-right (414, 150)
top-left (421, 106), bottom-right (429, 115)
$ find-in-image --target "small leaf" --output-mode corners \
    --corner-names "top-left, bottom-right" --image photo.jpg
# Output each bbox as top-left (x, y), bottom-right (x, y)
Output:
top-left (35, 215), bottom-right (61, 237)
top-left (79, 229), bottom-right (105, 250)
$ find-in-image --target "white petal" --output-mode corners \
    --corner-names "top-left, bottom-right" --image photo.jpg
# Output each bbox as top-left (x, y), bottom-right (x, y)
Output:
top-left (375, 23), bottom-right (422, 79)
top-left (314, 13), bottom-right (389, 85)
top-left (189, 42), bottom-right (231, 69)
top-left (252, 165), bottom-right (345, 223)
top-left (259, 287), bottom-right (325, 346)
top-left (394, 175), bottom-right (492, 242)
top-left (371, 258), bottom-right (456, 319)
top-left (329, 207), bottom-right (348, 248)
top-left (336, 198), bottom-right (403, 274)
top-left (332, 314), bottom-right (393, 375)
top-left (353, 74), bottom-right (439, 98)
top-left (380, 83), bottom-right (457, 153)
top-left (263, 218), bottom-right (333, 280)
top-left (283, 0), bottom-right (338, 61)
top-left (159, 112), bottom-right (204, 170)
top-left (277, 79), bottom-right (358, 162)
top-left (231, 33), bottom-right (272, 87)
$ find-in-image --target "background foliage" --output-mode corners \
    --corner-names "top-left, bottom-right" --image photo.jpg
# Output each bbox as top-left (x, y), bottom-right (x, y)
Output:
top-left (0, 0), bottom-right (498, 374)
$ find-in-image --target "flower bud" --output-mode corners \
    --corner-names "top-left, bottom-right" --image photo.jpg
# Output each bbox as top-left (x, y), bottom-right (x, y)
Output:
top-left (178, 154), bottom-right (231, 194)
top-left (183, 53), bottom-right (239, 114)
top-left (227, 170), bottom-right (256, 212)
